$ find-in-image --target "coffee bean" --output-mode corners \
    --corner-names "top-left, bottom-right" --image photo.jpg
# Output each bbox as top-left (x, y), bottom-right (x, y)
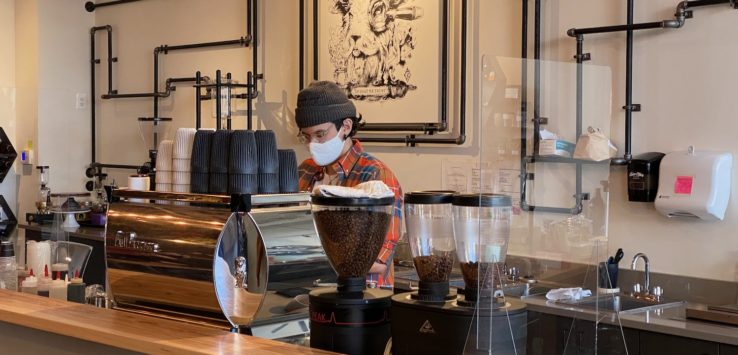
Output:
top-left (413, 255), bottom-right (453, 282)
top-left (460, 261), bottom-right (504, 289)
top-left (313, 209), bottom-right (391, 278)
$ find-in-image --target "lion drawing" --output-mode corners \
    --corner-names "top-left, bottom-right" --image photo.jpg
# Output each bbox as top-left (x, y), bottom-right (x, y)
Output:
top-left (328, 0), bottom-right (423, 101)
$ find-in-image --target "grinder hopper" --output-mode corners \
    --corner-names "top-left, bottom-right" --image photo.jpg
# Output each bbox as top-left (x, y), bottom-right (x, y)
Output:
top-left (310, 195), bottom-right (394, 294)
top-left (452, 193), bottom-right (512, 304)
top-left (404, 191), bottom-right (456, 301)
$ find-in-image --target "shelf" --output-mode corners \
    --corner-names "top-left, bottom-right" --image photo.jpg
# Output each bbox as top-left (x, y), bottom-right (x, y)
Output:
top-left (524, 155), bottom-right (611, 165)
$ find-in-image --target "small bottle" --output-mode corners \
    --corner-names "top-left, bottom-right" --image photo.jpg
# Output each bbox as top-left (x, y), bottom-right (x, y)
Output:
top-left (67, 270), bottom-right (86, 304)
top-left (0, 240), bottom-right (17, 292)
top-left (21, 269), bottom-right (38, 295)
top-left (49, 271), bottom-right (67, 301)
top-left (37, 264), bottom-right (52, 297)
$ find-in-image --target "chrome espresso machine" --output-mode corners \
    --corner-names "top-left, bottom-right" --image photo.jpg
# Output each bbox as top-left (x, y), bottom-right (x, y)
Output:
top-left (104, 190), bottom-right (334, 339)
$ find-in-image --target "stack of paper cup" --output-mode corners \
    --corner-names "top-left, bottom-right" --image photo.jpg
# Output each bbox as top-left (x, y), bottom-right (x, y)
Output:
top-left (128, 174), bottom-right (151, 203)
top-left (173, 128), bottom-right (197, 193)
top-left (26, 240), bottom-right (51, 278)
top-left (155, 140), bottom-right (174, 192)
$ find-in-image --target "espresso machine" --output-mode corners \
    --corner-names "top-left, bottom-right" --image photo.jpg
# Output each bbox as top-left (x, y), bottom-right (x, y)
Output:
top-left (392, 193), bottom-right (526, 355)
top-left (308, 195), bottom-right (395, 355)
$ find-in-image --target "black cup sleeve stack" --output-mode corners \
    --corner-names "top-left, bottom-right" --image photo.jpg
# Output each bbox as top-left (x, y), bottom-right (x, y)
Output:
top-left (255, 130), bottom-right (280, 194)
top-left (190, 130), bottom-right (214, 193)
top-left (209, 130), bottom-right (232, 194)
top-left (278, 149), bottom-right (299, 193)
top-left (228, 130), bottom-right (259, 194)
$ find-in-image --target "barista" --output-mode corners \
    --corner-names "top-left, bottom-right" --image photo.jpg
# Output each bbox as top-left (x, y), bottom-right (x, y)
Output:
top-left (295, 81), bottom-right (402, 288)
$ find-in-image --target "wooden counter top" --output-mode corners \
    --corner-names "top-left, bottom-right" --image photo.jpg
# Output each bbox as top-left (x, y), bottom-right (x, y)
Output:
top-left (0, 290), bottom-right (335, 354)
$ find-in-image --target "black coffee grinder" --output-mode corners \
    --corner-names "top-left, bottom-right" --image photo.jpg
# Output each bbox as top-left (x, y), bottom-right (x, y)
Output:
top-left (392, 193), bottom-right (527, 355)
top-left (308, 195), bottom-right (395, 355)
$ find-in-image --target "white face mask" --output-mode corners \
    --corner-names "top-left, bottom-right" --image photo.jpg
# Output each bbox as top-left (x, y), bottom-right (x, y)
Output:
top-left (309, 128), bottom-right (346, 166)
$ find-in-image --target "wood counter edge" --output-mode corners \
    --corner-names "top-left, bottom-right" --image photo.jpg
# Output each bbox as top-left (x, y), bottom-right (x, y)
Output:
top-left (0, 290), bottom-right (336, 355)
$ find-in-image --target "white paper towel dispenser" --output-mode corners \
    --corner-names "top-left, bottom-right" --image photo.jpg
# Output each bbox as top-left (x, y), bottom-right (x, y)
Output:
top-left (654, 146), bottom-right (732, 221)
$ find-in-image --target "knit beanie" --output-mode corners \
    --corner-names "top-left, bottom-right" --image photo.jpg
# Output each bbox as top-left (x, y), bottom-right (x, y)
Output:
top-left (295, 81), bottom-right (356, 128)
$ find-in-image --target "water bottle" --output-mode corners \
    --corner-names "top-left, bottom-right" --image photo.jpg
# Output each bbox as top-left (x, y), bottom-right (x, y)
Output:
top-left (0, 240), bottom-right (17, 292)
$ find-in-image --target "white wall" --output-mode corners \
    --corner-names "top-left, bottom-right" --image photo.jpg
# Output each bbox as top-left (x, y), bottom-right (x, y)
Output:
top-left (90, 0), bottom-right (738, 281)
top-left (0, 0), bottom-right (18, 226)
top-left (539, 1), bottom-right (738, 281)
top-left (14, 0), bottom-right (38, 221)
top-left (37, 0), bottom-right (94, 195)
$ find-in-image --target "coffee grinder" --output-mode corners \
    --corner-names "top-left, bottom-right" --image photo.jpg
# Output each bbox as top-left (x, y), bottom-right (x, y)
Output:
top-left (308, 195), bottom-right (395, 355)
top-left (391, 193), bottom-right (526, 355)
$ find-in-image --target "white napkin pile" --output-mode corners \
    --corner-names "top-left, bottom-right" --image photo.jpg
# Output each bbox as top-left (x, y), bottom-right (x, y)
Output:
top-left (313, 180), bottom-right (394, 199)
top-left (545, 287), bottom-right (592, 301)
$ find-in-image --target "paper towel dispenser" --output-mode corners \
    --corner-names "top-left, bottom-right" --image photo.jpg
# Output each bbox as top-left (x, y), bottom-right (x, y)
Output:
top-left (654, 146), bottom-right (733, 221)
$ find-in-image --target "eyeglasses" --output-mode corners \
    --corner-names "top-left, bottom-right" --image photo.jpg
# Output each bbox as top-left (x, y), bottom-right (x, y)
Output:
top-left (297, 127), bottom-right (334, 144)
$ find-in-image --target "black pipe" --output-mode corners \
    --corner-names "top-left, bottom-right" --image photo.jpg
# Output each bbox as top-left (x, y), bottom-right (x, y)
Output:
top-left (154, 48), bottom-right (160, 120)
top-left (568, 21), bottom-right (667, 36)
top-left (106, 28), bottom-right (116, 94)
top-left (359, 123), bottom-right (443, 132)
top-left (533, 0), bottom-right (541, 155)
top-left (247, 72), bottom-right (254, 130)
top-left (196, 71), bottom-right (202, 129)
top-left (299, 0), bottom-right (304, 90)
top-left (686, 0), bottom-right (731, 7)
top-left (85, 0), bottom-right (140, 12)
top-left (520, 0), bottom-right (528, 209)
top-left (226, 72), bottom-right (233, 130)
top-left (158, 37), bottom-right (250, 53)
top-left (440, 0), bottom-right (449, 134)
top-left (90, 25), bottom-right (113, 165)
top-left (253, 0), bottom-right (261, 80)
top-left (101, 77), bottom-right (200, 99)
top-left (625, 0), bottom-right (635, 162)
top-left (89, 163), bottom-right (140, 170)
top-left (216, 70), bottom-right (222, 130)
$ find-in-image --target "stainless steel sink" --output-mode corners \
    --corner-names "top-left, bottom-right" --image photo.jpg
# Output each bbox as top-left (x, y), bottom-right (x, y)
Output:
top-left (568, 293), bottom-right (684, 314)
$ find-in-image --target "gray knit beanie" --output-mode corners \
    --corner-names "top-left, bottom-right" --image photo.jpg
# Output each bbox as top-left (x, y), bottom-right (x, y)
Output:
top-left (295, 81), bottom-right (356, 129)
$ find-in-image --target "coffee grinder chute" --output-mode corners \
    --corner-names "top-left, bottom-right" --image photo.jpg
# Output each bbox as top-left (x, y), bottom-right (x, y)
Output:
top-left (308, 195), bottom-right (395, 355)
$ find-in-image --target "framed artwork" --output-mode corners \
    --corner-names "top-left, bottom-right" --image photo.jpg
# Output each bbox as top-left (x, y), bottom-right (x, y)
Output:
top-left (300, 0), bottom-right (466, 134)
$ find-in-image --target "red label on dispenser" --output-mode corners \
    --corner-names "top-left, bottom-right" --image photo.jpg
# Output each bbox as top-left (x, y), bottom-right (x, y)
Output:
top-left (674, 176), bottom-right (693, 195)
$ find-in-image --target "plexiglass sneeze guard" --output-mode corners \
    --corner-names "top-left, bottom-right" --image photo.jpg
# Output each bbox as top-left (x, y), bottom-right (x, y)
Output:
top-left (458, 55), bottom-right (628, 354)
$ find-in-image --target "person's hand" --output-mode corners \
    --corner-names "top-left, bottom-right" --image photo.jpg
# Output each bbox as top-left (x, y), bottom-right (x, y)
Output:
top-left (369, 261), bottom-right (387, 274)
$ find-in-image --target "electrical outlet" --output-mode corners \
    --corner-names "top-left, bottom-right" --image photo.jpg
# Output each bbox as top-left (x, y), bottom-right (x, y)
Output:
top-left (75, 93), bottom-right (88, 109)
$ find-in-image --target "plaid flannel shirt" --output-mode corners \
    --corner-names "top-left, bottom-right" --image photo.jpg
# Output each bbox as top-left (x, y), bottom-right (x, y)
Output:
top-left (299, 140), bottom-right (403, 288)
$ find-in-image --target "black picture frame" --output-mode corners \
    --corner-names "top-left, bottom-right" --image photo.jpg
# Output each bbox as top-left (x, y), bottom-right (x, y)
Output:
top-left (299, 0), bottom-right (467, 145)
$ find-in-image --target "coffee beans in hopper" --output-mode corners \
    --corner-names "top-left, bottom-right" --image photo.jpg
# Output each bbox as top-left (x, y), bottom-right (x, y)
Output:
top-left (460, 261), bottom-right (503, 289)
top-left (413, 255), bottom-right (453, 282)
top-left (313, 210), bottom-right (391, 278)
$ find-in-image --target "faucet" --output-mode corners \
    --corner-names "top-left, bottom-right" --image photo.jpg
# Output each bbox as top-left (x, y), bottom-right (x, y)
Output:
top-left (631, 253), bottom-right (650, 294)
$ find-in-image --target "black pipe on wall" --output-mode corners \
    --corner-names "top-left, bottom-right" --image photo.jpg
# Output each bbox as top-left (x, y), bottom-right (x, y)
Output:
top-left (85, 0), bottom-right (141, 12)
top-left (566, 0), bottom-right (735, 164)
top-left (90, 25), bottom-right (114, 164)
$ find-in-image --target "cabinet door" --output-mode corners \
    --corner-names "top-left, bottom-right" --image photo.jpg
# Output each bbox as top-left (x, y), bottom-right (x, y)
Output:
top-left (527, 311), bottom-right (559, 355)
top-left (639, 331), bottom-right (718, 355)
top-left (557, 317), bottom-right (638, 355)
top-left (721, 344), bottom-right (738, 355)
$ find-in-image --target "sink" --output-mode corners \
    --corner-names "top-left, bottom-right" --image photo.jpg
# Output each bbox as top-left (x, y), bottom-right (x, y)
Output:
top-left (568, 293), bottom-right (685, 314)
